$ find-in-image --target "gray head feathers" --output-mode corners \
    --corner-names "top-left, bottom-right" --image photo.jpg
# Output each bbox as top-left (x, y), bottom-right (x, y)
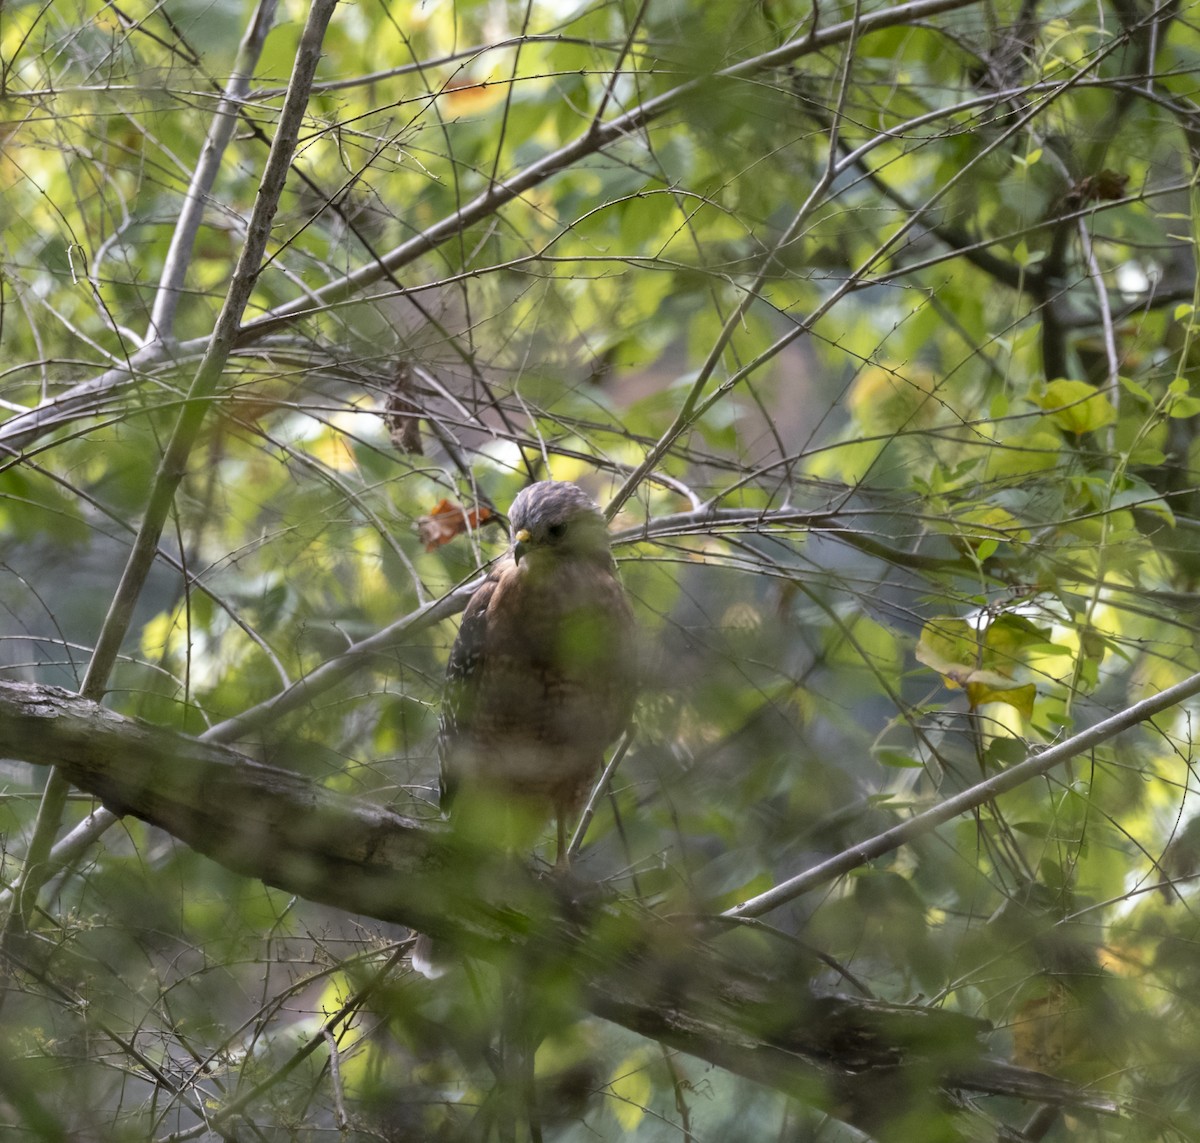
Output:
top-left (508, 481), bottom-right (610, 559)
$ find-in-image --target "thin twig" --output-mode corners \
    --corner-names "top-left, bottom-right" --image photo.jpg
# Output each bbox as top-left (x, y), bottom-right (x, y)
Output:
top-left (604, 0), bottom-right (866, 521)
top-left (148, 0), bottom-right (279, 341)
top-left (323, 1028), bottom-right (348, 1130)
top-left (724, 666), bottom-right (1200, 919)
top-left (566, 726), bottom-right (634, 863)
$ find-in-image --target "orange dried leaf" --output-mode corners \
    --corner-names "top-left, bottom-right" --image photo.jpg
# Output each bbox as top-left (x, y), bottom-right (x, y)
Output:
top-left (416, 499), bottom-right (495, 551)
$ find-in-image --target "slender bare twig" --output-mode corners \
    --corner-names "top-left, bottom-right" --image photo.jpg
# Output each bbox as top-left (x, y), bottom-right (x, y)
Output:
top-left (156, 948), bottom-right (407, 1143)
top-left (200, 577), bottom-right (478, 746)
top-left (566, 727), bottom-right (634, 863)
top-left (724, 666), bottom-right (1200, 920)
top-left (620, 16), bottom-right (1157, 515)
top-left (323, 1028), bottom-right (348, 1130)
top-left (148, 0), bottom-right (279, 341)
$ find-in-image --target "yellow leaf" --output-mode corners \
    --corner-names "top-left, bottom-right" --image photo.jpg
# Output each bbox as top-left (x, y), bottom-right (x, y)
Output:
top-left (916, 619), bottom-right (1038, 716)
top-left (967, 680), bottom-right (1036, 719)
top-left (309, 430), bottom-right (358, 472)
top-left (915, 618), bottom-right (978, 687)
top-left (948, 505), bottom-right (1031, 556)
top-left (608, 1050), bottom-right (652, 1131)
top-left (1032, 379), bottom-right (1116, 436)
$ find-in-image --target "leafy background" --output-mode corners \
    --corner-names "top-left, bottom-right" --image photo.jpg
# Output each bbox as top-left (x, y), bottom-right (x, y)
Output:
top-left (3, 0), bottom-right (1200, 1138)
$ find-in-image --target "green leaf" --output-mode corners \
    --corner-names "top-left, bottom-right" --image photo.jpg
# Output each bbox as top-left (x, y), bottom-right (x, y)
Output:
top-left (876, 750), bottom-right (925, 769)
top-left (1013, 238), bottom-right (1043, 267)
top-left (1111, 475), bottom-right (1175, 523)
top-left (1012, 820), bottom-right (1051, 838)
top-left (1119, 375), bottom-right (1153, 402)
top-left (1169, 396), bottom-right (1200, 418)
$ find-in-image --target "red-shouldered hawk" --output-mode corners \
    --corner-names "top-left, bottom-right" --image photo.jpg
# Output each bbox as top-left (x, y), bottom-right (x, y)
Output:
top-left (412, 481), bottom-right (635, 976)
top-left (439, 480), bottom-right (636, 851)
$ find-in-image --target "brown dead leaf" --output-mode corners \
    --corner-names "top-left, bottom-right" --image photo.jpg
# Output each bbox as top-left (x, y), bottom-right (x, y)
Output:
top-left (1062, 169), bottom-right (1129, 211)
top-left (416, 499), bottom-right (496, 551)
top-left (383, 361), bottom-right (424, 455)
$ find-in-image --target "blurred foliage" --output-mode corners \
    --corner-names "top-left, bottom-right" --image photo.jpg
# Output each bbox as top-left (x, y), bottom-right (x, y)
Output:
top-left (3, 0), bottom-right (1200, 1138)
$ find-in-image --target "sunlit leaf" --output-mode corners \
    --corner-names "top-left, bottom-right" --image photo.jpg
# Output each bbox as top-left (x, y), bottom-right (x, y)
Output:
top-left (1032, 379), bottom-right (1118, 435)
top-left (607, 1052), bottom-right (652, 1131)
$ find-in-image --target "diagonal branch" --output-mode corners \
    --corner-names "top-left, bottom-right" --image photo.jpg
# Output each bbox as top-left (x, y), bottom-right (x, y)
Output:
top-left (725, 667), bottom-right (1200, 920)
top-left (147, 0), bottom-right (280, 341)
top-left (80, 0), bottom-right (336, 700)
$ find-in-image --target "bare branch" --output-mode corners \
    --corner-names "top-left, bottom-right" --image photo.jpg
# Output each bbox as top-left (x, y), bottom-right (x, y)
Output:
top-left (725, 667), bottom-right (1200, 920)
top-left (147, 0), bottom-right (279, 341)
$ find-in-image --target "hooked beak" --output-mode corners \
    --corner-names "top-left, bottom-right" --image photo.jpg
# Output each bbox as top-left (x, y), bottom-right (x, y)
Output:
top-left (513, 527), bottom-right (532, 563)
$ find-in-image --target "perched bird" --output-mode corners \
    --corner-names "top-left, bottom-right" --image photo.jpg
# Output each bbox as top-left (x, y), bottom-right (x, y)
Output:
top-left (439, 480), bottom-right (637, 851)
top-left (412, 480), bottom-right (636, 975)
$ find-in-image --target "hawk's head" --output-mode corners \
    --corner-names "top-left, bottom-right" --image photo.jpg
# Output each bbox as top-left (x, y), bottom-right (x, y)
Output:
top-left (508, 481), bottom-right (611, 565)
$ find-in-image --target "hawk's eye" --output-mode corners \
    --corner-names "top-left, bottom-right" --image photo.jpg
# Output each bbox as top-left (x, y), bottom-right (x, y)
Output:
top-left (547, 522), bottom-right (568, 541)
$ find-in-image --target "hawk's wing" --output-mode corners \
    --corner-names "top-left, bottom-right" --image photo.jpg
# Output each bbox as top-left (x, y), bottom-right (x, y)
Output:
top-left (436, 569), bottom-right (499, 812)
